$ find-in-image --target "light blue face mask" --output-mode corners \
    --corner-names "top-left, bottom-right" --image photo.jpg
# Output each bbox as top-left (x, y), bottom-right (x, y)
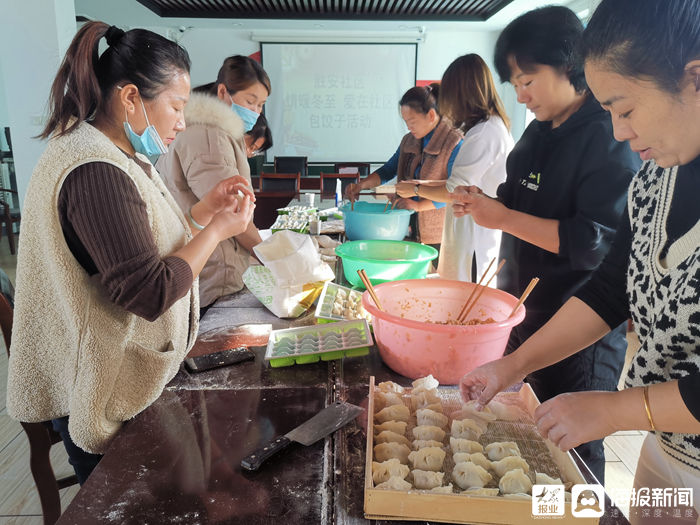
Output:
top-left (227, 93), bottom-right (260, 132)
top-left (122, 95), bottom-right (168, 161)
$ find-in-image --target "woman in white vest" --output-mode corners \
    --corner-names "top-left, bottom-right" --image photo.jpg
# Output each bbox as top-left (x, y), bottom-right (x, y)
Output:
top-left (395, 54), bottom-right (513, 284)
top-left (459, 1), bottom-right (700, 522)
top-left (6, 22), bottom-right (254, 484)
top-left (158, 55), bottom-right (271, 314)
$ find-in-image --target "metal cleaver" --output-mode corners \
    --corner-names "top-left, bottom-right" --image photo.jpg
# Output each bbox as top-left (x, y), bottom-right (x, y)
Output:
top-left (241, 401), bottom-right (363, 471)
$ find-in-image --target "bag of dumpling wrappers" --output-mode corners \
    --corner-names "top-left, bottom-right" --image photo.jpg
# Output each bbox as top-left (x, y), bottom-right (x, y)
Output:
top-left (243, 230), bottom-right (335, 318)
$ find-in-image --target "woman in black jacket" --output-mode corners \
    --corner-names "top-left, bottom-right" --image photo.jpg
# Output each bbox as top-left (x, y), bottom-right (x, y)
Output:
top-left (451, 6), bottom-right (640, 484)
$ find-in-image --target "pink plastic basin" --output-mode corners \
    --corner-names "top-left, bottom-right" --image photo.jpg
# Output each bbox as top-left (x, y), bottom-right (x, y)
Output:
top-left (362, 279), bottom-right (526, 385)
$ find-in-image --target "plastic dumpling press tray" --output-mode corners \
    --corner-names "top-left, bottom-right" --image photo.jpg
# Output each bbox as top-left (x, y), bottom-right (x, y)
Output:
top-left (315, 282), bottom-right (371, 324)
top-left (264, 319), bottom-right (373, 367)
top-left (271, 213), bottom-right (309, 234)
top-left (276, 205), bottom-right (317, 215)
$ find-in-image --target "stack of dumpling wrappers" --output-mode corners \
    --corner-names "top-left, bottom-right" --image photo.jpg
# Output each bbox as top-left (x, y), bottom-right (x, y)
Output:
top-left (371, 375), bottom-right (571, 500)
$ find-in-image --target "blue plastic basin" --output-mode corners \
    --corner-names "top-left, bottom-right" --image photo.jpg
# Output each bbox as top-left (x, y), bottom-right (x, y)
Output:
top-left (340, 202), bottom-right (414, 241)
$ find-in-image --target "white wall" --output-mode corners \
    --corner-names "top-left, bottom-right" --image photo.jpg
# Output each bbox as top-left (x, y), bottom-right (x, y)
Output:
top-left (176, 29), bottom-right (259, 88)
top-left (0, 0), bottom-right (76, 206)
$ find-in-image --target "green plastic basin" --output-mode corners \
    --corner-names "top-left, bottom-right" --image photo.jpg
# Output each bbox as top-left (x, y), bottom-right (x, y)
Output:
top-left (335, 240), bottom-right (438, 289)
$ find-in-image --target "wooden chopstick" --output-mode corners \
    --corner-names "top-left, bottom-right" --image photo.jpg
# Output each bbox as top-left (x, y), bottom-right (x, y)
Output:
top-left (383, 200), bottom-right (390, 212)
top-left (357, 269), bottom-right (384, 311)
top-left (351, 199), bottom-right (355, 211)
top-left (456, 257), bottom-right (495, 321)
top-left (458, 259), bottom-right (506, 323)
top-left (508, 277), bottom-right (539, 319)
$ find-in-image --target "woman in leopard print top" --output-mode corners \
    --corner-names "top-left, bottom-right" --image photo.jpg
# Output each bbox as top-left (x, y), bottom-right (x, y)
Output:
top-left (459, 1), bottom-right (700, 521)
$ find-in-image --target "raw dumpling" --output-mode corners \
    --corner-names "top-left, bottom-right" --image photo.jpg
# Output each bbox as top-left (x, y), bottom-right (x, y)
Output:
top-left (375, 475), bottom-right (412, 491)
top-left (449, 437), bottom-right (484, 454)
top-left (453, 452), bottom-right (491, 471)
top-left (374, 442), bottom-right (411, 463)
top-left (485, 441), bottom-right (521, 461)
top-left (411, 469), bottom-right (445, 489)
top-left (412, 375), bottom-right (439, 391)
top-left (410, 389), bottom-right (441, 411)
top-left (412, 425), bottom-right (446, 442)
top-left (451, 400), bottom-right (498, 423)
top-left (450, 418), bottom-right (486, 440)
top-left (416, 408), bottom-right (449, 429)
top-left (462, 487), bottom-right (500, 497)
top-left (375, 404), bottom-right (410, 424)
top-left (372, 458), bottom-right (410, 484)
top-left (377, 381), bottom-right (404, 394)
top-left (412, 439), bottom-right (444, 450)
top-left (408, 446), bottom-right (446, 471)
top-left (452, 461), bottom-right (493, 489)
top-left (488, 399), bottom-right (530, 422)
top-left (375, 391), bottom-right (405, 409)
top-left (375, 430), bottom-right (411, 448)
top-left (535, 472), bottom-right (563, 485)
top-left (430, 483), bottom-right (454, 493)
top-left (423, 402), bottom-right (444, 413)
top-left (499, 468), bottom-right (532, 495)
top-left (374, 420), bottom-right (407, 436)
top-left (492, 456), bottom-right (530, 477)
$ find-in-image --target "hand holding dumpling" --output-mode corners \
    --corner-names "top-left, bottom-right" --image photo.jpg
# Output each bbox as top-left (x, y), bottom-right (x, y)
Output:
top-left (450, 185), bottom-right (507, 229)
top-left (202, 175), bottom-right (255, 215)
top-left (459, 354), bottom-right (525, 409)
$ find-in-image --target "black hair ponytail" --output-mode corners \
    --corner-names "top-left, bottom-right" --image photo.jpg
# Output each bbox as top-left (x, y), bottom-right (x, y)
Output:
top-left (40, 21), bottom-right (191, 138)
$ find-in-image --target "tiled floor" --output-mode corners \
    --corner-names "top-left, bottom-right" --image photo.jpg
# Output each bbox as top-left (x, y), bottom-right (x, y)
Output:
top-left (0, 238), bottom-right (642, 522)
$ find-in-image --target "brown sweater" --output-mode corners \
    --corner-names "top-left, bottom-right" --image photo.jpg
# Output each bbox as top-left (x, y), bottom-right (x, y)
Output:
top-left (58, 158), bottom-right (193, 322)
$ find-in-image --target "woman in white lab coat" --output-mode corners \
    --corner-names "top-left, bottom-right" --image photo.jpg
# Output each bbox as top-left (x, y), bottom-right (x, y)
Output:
top-left (396, 54), bottom-right (512, 282)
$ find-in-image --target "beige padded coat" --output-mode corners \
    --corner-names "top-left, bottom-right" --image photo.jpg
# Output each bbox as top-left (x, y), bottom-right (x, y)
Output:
top-left (157, 92), bottom-right (253, 307)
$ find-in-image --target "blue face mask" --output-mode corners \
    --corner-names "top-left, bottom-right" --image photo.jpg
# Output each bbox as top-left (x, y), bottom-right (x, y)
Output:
top-left (227, 93), bottom-right (260, 132)
top-left (123, 96), bottom-right (168, 162)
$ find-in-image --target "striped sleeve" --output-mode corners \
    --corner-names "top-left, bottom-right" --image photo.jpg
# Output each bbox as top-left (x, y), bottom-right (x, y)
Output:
top-left (58, 162), bottom-right (193, 321)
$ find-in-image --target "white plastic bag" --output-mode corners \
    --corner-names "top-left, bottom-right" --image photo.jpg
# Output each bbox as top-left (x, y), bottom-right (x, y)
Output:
top-left (243, 231), bottom-right (335, 318)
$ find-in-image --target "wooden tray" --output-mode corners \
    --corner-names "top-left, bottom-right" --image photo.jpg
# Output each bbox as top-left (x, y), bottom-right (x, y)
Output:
top-left (364, 376), bottom-right (599, 524)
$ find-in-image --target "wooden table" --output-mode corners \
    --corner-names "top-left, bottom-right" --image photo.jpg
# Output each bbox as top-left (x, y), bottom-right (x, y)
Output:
top-left (56, 282), bottom-right (632, 525)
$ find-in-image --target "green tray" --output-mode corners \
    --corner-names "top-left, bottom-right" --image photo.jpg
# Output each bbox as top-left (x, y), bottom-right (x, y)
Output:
top-left (265, 319), bottom-right (372, 367)
top-left (314, 281), bottom-right (371, 323)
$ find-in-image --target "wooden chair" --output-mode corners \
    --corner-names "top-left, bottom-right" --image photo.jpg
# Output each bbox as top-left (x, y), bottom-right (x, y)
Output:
top-left (274, 156), bottom-right (308, 178)
top-left (0, 293), bottom-right (79, 524)
top-left (259, 172), bottom-right (301, 193)
top-left (320, 172), bottom-right (360, 197)
top-left (0, 187), bottom-right (20, 255)
top-left (333, 162), bottom-right (371, 177)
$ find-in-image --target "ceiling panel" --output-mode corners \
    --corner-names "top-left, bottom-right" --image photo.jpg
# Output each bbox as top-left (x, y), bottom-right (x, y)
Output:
top-left (135, 0), bottom-right (515, 21)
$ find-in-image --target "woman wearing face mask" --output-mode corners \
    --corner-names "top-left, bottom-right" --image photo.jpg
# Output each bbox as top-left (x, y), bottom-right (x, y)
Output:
top-left (394, 54), bottom-right (513, 284)
top-left (451, 6), bottom-right (640, 484)
top-left (5, 23), bottom-right (254, 484)
top-left (344, 84), bottom-right (463, 253)
top-left (158, 55), bottom-right (270, 313)
top-left (460, 2), bottom-right (700, 520)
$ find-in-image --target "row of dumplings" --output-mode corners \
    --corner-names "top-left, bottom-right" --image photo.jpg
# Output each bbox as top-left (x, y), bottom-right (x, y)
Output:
top-left (373, 376), bottom-right (454, 492)
top-left (371, 375), bottom-right (567, 498)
